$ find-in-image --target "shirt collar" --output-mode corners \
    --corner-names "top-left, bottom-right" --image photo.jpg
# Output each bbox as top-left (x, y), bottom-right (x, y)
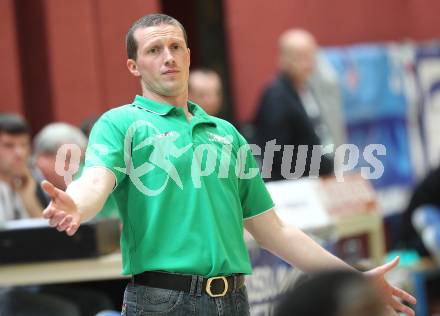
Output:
top-left (133, 95), bottom-right (217, 127)
top-left (133, 95), bottom-right (175, 115)
top-left (187, 100), bottom-right (217, 127)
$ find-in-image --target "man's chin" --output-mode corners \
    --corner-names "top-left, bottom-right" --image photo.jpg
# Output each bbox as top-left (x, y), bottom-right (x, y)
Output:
top-left (161, 86), bottom-right (186, 97)
top-left (12, 167), bottom-right (27, 176)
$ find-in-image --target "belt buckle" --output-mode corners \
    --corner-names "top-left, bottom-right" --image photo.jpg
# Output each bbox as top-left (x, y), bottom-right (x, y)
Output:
top-left (206, 276), bottom-right (228, 297)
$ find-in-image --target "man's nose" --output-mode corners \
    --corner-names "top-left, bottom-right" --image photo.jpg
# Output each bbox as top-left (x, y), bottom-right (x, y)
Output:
top-left (14, 146), bottom-right (27, 160)
top-left (164, 48), bottom-right (175, 65)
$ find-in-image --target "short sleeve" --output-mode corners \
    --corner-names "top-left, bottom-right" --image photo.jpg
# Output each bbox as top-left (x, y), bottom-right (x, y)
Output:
top-left (235, 132), bottom-right (274, 219)
top-left (84, 113), bottom-right (127, 187)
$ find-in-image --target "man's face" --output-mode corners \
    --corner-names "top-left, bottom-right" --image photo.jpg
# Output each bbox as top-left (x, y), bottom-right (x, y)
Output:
top-left (127, 24), bottom-right (190, 98)
top-left (285, 44), bottom-right (316, 82)
top-left (35, 154), bottom-right (67, 190)
top-left (189, 73), bottom-right (222, 116)
top-left (0, 132), bottom-right (31, 177)
top-left (35, 145), bottom-right (84, 191)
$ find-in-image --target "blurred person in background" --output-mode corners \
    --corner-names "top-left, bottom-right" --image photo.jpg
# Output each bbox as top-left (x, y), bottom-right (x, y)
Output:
top-left (0, 287), bottom-right (80, 316)
top-left (0, 113), bottom-right (45, 220)
top-left (411, 204), bottom-right (440, 264)
top-left (0, 113), bottom-right (80, 316)
top-left (80, 116), bottom-right (99, 139)
top-left (273, 270), bottom-right (389, 316)
top-left (34, 122), bottom-right (119, 219)
top-left (32, 122), bottom-right (117, 315)
top-left (33, 122), bottom-right (88, 192)
top-left (189, 68), bottom-right (223, 116)
top-left (34, 122), bottom-right (119, 218)
top-left (253, 29), bottom-right (339, 180)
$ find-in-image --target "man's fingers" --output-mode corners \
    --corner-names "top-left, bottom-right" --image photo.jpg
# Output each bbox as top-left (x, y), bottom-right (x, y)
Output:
top-left (42, 205), bottom-right (55, 219)
top-left (375, 256), bottom-right (400, 275)
top-left (57, 215), bottom-right (73, 231)
top-left (66, 223), bottom-right (79, 236)
top-left (390, 298), bottom-right (415, 316)
top-left (54, 215), bottom-right (80, 236)
top-left (385, 306), bottom-right (399, 316)
top-left (392, 286), bottom-right (417, 305)
top-left (49, 211), bottom-right (66, 227)
top-left (42, 180), bottom-right (72, 206)
top-left (41, 180), bottom-right (79, 236)
top-left (41, 180), bottom-right (58, 199)
top-left (42, 181), bottom-right (76, 221)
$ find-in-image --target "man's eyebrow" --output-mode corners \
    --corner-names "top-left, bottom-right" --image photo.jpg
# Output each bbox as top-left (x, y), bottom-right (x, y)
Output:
top-left (166, 37), bottom-right (185, 44)
top-left (143, 36), bottom-right (184, 46)
top-left (143, 38), bottom-right (161, 46)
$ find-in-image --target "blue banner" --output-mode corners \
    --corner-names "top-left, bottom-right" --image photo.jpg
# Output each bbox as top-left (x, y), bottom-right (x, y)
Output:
top-left (324, 45), bottom-right (415, 191)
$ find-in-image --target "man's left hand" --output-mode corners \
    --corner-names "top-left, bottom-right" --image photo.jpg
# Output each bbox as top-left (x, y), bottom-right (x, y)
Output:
top-left (364, 256), bottom-right (416, 316)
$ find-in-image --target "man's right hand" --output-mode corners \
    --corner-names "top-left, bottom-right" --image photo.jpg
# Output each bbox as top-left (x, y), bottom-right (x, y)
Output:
top-left (41, 180), bottom-right (81, 236)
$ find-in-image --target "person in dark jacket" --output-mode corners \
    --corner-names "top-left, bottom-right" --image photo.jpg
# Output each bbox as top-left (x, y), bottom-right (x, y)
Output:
top-left (253, 29), bottom-right (334, 181)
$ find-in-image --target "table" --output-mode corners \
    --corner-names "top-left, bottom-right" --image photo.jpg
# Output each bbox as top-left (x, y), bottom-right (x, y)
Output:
top-left (0, 252), bottom-right (127, 287)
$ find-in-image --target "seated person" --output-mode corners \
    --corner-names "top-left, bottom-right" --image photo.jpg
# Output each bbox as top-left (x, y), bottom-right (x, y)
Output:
top-left (0, 113), bottom-right (44, 220)
top-left (0, 113), bottom-right (80, 316)
top-left (32, 122), bottom-right (120, 314)
top-left (33, 122), bottom-right (87, 192)
top-left (33, 122), bottom-right (119, 218)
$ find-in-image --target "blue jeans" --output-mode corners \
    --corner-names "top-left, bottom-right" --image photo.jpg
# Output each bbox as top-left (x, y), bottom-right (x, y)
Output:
top-left (121, 277), bottom-right (250, 316)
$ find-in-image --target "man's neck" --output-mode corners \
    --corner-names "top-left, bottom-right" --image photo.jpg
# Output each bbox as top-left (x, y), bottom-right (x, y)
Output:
top-left (290, 76), bottom-right (307, 92)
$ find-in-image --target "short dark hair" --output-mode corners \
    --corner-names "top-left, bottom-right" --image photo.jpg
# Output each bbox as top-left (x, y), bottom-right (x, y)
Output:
top-left (126, 13), bottom-right (188, 61)
top-left (273, 270), bottom-right (386, 316)
top-left (0, 113), bottom-right (30, 135)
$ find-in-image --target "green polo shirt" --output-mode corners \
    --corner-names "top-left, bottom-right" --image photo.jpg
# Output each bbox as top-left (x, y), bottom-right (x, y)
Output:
top-left (84, 95), bottom-right (274, 277)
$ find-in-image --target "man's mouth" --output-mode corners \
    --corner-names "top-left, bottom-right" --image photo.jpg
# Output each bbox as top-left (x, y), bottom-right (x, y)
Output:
top-left (163, 69), bottom-right (179, 75)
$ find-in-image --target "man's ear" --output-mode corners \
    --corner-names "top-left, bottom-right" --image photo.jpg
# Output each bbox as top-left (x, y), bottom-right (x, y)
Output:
top-left (127, 59), bottom-right (140, 77)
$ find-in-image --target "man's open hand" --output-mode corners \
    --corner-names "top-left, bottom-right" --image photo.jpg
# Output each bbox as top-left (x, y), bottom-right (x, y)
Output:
top-left (41, 180), bottom-right (81, 236)
top-left (365, 256), bottom-right (417, 316)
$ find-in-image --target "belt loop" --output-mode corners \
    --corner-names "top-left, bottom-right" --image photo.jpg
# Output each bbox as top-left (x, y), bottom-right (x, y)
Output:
top-left (233, 275), bottom-right (237, 292)
top-left (189, 275), bottom-right (197, 296)
top-left (131, 275), bottom-right (135, 285)
top-left (196, 275), bottom-right (203, 297)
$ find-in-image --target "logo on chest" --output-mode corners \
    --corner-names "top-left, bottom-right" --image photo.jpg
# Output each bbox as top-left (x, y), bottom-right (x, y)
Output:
top-left (207, 132), bottom-right (233, 145)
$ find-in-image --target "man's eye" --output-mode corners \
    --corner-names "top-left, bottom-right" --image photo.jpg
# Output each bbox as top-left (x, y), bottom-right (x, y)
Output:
top-left (148, 47), bottom-right (158, 54)
top-left (171, 44), bottom-right (180, 50)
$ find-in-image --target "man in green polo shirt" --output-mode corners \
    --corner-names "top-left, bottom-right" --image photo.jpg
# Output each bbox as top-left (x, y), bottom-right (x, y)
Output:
top-left (42, 13), bottom-right (415, 316)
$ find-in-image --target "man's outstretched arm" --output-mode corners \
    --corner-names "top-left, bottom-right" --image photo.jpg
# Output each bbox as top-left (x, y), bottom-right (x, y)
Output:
top-left (42, 167), bottom-right (115, 236)
top-left (244, 209), bottom-right (416, 316)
